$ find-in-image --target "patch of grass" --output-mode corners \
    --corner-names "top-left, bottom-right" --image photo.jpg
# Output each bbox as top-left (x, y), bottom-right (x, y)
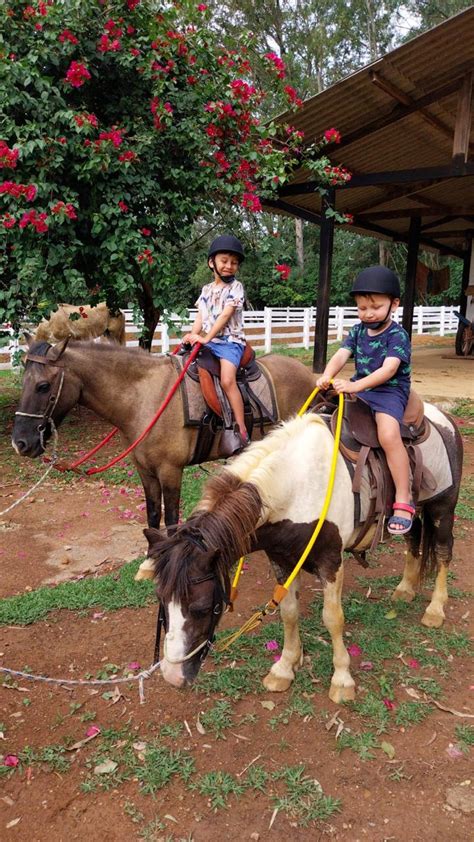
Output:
top-left (454, 724), bottom-right (474, 754)
top-left (159, 723), bottom-right (184, 740)
top-left (18, 742), bottom-right (71, 773)
top-left (0, 557), bottom-right (154, 625)
top-left (198, 700), bottom-right (233, 739)
top-left (395, 701), bottom-right (431, 727)
top-left (268, 693), bottom-right (314, 730)
top-left (449, 399), bottom-right (474, 419)
top-left (135, 744), bottom-right (195, 795)
top-left (336, 730), bottom-right (379, 761)
top-left (352, 692), bottom-right (390, 734)
top-left (272, 764), bottom-right (341, 825)
top-left (190, 770), bottom-right (245, 810)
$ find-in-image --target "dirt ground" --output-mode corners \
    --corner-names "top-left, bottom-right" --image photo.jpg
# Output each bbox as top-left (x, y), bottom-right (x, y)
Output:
top-left (0, 337), bottom-right (473, 841)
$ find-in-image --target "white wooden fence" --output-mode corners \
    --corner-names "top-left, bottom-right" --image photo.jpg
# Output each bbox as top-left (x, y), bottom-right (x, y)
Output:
top-left (0, 305), bottom-right (459, 369)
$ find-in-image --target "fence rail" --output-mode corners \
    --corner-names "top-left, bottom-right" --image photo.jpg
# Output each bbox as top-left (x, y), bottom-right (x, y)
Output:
top-left (1, 304), bottom-right (459, 369)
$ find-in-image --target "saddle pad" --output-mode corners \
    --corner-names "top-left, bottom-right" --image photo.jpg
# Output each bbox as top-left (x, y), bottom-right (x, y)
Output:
top-left (170, 355), bottom-right (279, 427)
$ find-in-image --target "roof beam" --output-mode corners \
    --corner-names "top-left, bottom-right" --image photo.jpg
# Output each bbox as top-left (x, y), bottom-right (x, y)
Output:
top-left (278, 162), bottom-right (474, 194)
top-left (452, 72), bottom-right (473, 165)
top-left (357, 207), bottom-right (474, 221)
top-left (370, 71), bottom-right (455, 146)
top-left (321, 73), bottom-right (469, 153)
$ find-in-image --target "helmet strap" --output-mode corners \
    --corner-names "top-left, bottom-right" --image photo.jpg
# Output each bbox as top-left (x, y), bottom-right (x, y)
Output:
top-left (360, 300), bottom-right (393, 331)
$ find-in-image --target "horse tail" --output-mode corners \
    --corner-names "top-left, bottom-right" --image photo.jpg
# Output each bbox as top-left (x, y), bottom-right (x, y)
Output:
top-left (419, 509), bottom-right (438, 581)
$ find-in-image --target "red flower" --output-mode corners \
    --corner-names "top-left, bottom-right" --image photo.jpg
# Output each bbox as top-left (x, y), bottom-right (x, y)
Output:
top-left (284, 85), bottom-right (303, 107)
top-left (34, 23), bottom-right (43, 31)
top-left (264, 51), bottom-right (286, 79)
top-left (275, 263), bottom-right (291, 281)
top-left (242, 192), bottom-right (262, 212)
top-left (343, 213), bottom-right (354, 225)
top-left (137, 248), bottom-right (153, 265)
top-left (118, 200), bottom-right (129, 212)
top-left (2, 213), bottom-right (16, 229)
top-left (65, 61), bottom-right (91, 88)
top-left (0, 181), bottom-right (37, 201)
top-left (118, 150), bottom-right (137, 163)
top-left (0, 141), bottom-right (19, 169)
top-left (98, 128), bottom-right (124, 148)
top-left (127, 0), bottom-right (140, 9)
top-left (197, 3), bottom-right (208, 10)
top-left (324, 128), bottom-right (341, 144)
top-left (57, 137), bottom-right (67, 145)
top-left (51, 201), bottom-right (77, 220)
top-left (140, 228), bottom-right (151, 236)
top-left (164, 102), bottom-right (173, 114)
top-left (59, 29), bottom-right (78, 44)
top-left (18, 209), bottom-right (48, 233)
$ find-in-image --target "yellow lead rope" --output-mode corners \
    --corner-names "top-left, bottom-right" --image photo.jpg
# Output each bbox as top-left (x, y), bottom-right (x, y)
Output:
top-left (216, 385), bottom-right (345, 651)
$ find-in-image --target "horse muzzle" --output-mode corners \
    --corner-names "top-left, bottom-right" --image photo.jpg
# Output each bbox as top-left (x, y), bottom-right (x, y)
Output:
top-left (160, 658), bottom-right (187, 688)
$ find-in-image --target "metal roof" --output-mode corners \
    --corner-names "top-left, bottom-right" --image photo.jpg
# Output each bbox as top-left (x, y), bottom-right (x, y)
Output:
top-left (266, 6), bottom-right (474, 257)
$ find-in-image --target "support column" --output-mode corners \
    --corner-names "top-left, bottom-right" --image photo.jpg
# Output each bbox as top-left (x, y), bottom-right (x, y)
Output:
top-left (459, 235), bottom-right (473, 319)
top-left (313, 188), bottom-right (335, 372)
top-left (402, 215), bottom-right (421, 337)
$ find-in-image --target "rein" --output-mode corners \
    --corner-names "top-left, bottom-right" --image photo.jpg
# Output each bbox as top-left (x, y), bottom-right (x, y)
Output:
top-left (15, 355), bottom-right (65, 451)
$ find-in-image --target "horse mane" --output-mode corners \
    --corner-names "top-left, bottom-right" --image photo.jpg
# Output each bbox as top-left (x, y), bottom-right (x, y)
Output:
top-left (153, 472), bottom-right (263, 602)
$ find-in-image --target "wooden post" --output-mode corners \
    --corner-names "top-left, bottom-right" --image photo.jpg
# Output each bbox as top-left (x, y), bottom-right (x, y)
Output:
top-left (402, 215), bottom-right (421, 337)
top-left (459, 236), bottom-right (473, 319)
top-left (313, 188), bottom-right (335, 372)
top-left (452, 73), bottom-right (473, 167)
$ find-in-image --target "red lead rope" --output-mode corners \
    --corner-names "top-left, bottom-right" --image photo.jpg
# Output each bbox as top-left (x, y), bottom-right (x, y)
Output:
top-left (55, 343), bottom-right (200, 475)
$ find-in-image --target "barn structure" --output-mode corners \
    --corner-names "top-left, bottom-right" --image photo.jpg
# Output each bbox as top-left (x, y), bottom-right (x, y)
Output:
top-left (265, 6), bottom-right (474, 370)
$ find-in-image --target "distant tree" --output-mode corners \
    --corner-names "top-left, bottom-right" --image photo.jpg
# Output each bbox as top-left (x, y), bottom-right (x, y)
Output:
top-left (0, 0), bottom-right (348, 346)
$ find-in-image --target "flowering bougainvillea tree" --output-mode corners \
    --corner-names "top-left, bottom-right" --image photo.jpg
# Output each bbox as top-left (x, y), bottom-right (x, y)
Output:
top-left (0, 0), bottom-right (350, 346)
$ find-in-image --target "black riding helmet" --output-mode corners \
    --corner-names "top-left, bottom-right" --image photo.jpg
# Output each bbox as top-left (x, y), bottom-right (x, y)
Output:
top-left (350, 266), bottom-right (401, 299)
top-left (208, 235), bottom-right (245, 263)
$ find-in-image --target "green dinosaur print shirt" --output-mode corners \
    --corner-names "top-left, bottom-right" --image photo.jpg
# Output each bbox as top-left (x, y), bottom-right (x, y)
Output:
top-left (342, 321), bottom-right (411, 398)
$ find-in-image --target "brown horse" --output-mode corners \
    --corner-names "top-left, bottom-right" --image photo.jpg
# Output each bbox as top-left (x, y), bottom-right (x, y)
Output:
top-left (12, 337), bottom-right (317, 532)
top-left (145, 411), bottom-right (463, 701)
top-left (35, 303), bottom-right (126, 345)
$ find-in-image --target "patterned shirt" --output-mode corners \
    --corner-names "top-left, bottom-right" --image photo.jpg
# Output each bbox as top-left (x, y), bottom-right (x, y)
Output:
top-left (342, 321), bottom-right (411, 397)
top-left (195, 279), bottom-right (245, 345)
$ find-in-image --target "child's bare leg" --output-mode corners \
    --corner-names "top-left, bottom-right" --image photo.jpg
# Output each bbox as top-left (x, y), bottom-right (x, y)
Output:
top-left (220, 359), bottom-right (246, 437)
top-left (375, 412), bottom-right (412, 530)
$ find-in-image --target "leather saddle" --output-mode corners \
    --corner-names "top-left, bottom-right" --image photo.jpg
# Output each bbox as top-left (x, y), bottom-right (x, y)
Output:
top-left (311, 389), bottom-right (435, 557)
top-left (180, 342), bottom-right (271, 459)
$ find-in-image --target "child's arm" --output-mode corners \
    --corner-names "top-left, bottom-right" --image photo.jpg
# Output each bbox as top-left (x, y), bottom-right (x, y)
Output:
top-left (333, 356), bottom-right (401, 394)
top-left (182, 312), bottom-right (203, 345)
top-left (316, 347), bottom-right (352, 388)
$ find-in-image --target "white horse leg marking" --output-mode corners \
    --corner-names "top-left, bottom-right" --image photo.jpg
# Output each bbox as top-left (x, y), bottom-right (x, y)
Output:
top-left (263, 577), bottom-right (302, 693)
top-left (322, 562), bottom-right (355, 703)
top-left (135, 556), bottom-right (156, 580)
top-left (159, 600), bottom-right (186, 688)
top-left (392, 549), bottom-right (421, 603)
top-left (422, 563), bottom-right (448, 628)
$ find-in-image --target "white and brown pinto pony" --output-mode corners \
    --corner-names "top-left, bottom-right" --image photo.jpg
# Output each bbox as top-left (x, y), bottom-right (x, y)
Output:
top-left (146, 411), bottom-right (463, 703)
top-left (35, 303), bottom-right (126, 345)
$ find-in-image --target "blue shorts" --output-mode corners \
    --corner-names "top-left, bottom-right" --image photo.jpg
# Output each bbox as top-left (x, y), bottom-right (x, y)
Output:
top-left (206, 337), bottom-right (244, 368)
top-left (358, 386), bottom-right (409, 423)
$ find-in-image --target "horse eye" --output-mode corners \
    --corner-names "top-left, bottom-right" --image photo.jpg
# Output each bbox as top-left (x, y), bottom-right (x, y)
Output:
top-left (36, 382), bottom-right (51, 394)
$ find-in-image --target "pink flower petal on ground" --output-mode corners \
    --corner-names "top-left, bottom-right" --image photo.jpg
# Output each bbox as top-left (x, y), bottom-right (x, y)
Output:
top-left (242, 562), bottom-right (249, 570)
top-left (85, 725), bottom-right (101, 738)
top-left (265, 640), bottom-right (279, 651)
top-left (446, 743), bottom-right (464, 759)
top-left (127, 661), bottom-right (141, 670)
top-left (92, 612), bottom-right (105, 620)
top-left (360, 661), bottom-right (373, 671)
top-left (273, 655), bottom-right (281, 663)
top-left (408, 658), bottom-right (420, 669)
top-left (382, 698), bottom-right (396, 710)
top-left (4, 755), bottom-right (19, 767)
top-left (347, 643), bottom-right (362, 657)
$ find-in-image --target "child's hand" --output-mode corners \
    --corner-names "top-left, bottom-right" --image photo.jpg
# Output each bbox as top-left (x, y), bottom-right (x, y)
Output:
top-left (316, 374), bottom-right (331, 389)
top-left (182, 332), bottom-right (202, 345)
top-left (332, 378), bottom-right (358, 394)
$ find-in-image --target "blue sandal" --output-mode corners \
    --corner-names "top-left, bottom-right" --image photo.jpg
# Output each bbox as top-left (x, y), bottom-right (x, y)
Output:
top-left (387, 502), bottom-right (415, 535)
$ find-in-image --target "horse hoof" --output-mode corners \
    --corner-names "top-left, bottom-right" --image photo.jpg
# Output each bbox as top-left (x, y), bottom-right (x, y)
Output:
top-left (392, 587), bottom-right (416, 603)
top-left (262, 673), bottom-right (293, 693)
top-left (421, 609), bottom-right (444, 628)
top-left (329, 682), bottom-right (355, 703)
top-left (134, 567), bottom-right (155, 581)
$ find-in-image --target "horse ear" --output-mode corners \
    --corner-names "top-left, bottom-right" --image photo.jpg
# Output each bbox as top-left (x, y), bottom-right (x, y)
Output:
top-left (48, 336), bottom-right (70, 361)
top-left (143, 528), bottom-right (166, 550)
top-left (23, 330), bottom-right (34, 348)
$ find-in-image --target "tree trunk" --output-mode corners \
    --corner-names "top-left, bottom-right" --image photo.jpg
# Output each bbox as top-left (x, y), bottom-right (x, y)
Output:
top-left (379, 241), bottom-right (390, 266)
top-left (295, 217), bottom-right (304, 270)
top-left (137, 280), bottom-right (161, 352)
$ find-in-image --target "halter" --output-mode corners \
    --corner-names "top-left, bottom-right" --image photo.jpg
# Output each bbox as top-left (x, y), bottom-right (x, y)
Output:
top-left (153, 570), bottom-right (231, 666)
top-left (14, 354), bottom-right (65, 450)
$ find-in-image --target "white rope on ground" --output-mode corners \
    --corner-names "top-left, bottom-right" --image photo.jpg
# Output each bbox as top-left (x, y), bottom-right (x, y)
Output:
top-left (0, 662), bottom-right (161, 705)
top-left (0, 424), bottom-right (59, 518)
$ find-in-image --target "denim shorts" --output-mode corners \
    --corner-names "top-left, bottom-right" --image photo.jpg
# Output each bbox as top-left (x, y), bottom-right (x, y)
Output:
top-left (206, 337), bottom-right (245, 368)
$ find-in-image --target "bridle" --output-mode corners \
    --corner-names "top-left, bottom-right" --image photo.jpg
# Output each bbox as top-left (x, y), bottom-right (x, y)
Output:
top-left (153, 564), bottom-right (231, 667)
top-left (14, 353), bottom-right (65, 450)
